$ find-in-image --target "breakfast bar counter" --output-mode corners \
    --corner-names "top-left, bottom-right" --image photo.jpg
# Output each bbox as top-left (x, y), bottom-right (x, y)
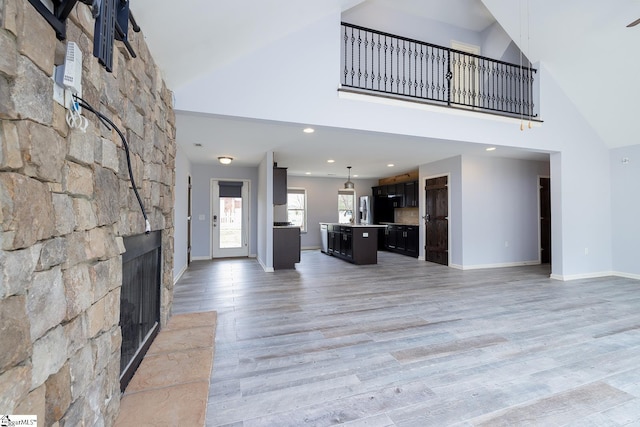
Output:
top-left (320, 223), bottom-right (386, 265)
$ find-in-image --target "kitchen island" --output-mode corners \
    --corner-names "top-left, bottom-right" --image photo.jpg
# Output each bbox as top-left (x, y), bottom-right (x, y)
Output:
top-left (320, 223), bottom-right (387, 265)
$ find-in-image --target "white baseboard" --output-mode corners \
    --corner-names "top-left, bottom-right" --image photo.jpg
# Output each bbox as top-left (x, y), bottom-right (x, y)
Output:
top-left (192, 256), bottom-right (210, 261)
top-left (612, 271), bottom-right (640, 280)
top-left (550, 271), bottom-right (615, 281)
top-left (173, 264), bottom-right (187, 285)
top-left (257, 257), bottom-right (274, 273)
top-left (451, 260), bottom-right (540, 271)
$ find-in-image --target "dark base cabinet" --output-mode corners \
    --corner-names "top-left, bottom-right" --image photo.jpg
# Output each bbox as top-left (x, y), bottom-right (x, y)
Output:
top-left (274, 227), bottom-right (301, 269)
top-left (326, 224), bottom-right (380, 265)
top-left (384, 225), bottom-right (419, 258)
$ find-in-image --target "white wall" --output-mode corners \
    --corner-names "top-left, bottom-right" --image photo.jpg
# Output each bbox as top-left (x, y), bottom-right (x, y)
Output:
top-left (342, 2), bottom-right (483, 50)
top-left (460, 156), bottom-right (549, 268)
top-left (610, 145), bottom-right (640, 278)
top-left (174, 10), bottom-right (619, 279)
top-left (257, 152), bottom-right (273, 271)
top-left (287, 175), bottom-right (378, 249)
top-left (190, 163), bottom-right (259, 259)
top-left (173, 146), bottom-right (191, 282)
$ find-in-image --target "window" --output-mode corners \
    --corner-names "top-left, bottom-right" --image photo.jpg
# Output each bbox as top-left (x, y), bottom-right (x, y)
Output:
top-left (338, 189), bottom-right (356, 224)
top-left (287, 188), bottom-right (307, 232)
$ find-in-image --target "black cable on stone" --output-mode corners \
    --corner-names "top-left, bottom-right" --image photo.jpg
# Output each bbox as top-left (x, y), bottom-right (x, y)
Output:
top-left (73, 95), bottom-right (151, 234)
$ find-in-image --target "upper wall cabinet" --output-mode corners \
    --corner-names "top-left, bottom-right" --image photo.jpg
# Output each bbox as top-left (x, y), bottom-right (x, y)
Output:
top-left (372, 180), bottom-right (419, 208)
top-left (273, 167), bottom-right (287, 205)
top-left (404, 181), bottom-right (418, 207)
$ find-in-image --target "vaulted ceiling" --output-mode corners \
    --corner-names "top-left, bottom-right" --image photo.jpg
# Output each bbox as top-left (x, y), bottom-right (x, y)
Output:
top-left (132, 0), bottom-right (640, 176)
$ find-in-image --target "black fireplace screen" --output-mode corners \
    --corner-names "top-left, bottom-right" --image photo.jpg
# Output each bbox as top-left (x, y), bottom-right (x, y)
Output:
top-left (120, 230), bottom-right (161, 392)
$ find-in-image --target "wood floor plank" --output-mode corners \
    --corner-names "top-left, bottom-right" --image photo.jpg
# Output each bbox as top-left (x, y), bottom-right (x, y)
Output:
top-left (171, 250), bottom-right (640, 426)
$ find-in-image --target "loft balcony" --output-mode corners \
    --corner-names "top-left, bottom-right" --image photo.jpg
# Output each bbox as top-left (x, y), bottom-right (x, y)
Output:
top-left (340, 22), bottom-right (539, 120)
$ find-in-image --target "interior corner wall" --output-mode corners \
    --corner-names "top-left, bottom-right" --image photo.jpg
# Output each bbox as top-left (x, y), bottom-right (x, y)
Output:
top-left (173, 146), bottom-right (191, 280)
top-left (460, 156), bottom-right (549, 268)
top-left (610, 144), bottom-right (640, 278)
top-left (257, 152), bottom-right (274, 270)
top-left (537, 65), bottom-right (613, 279)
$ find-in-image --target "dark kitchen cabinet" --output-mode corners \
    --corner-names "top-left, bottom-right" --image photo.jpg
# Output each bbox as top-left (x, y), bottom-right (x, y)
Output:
top-left (273, 227), bottom-right (301, 269)
top-left (404, 181), bottom-right (418, 207)
top-left (385, 225), bottom-right (400, 249)
top-left (340, 226), bottom-right (353, 259)
top-left (373, 185), bottom-right (387, 196)
top-left (390, 195), bottom-right (404, 208)
top-left (372, 181), bottom-right (419, 210)
top-left (328, 225), bottom-right (340, 254)
top-left (405, 226), bottom-right (419, 257)
top-left (273, 167), bottom-right (287, 205)
top-left (384, 224), bottom-right (419, 258)
top-left (323, 225), bottom-right (380, 264)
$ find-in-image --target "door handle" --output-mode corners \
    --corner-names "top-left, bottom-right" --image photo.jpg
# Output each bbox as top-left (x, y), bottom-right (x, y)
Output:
top-left (213, 214), bottom-right (217, 227)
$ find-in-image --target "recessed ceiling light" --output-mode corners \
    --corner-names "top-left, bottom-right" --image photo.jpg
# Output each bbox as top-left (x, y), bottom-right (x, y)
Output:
top-left (303, 127), bottom-right (315, 133)
top-left (327, 159), bottom-right (335, 163)
top-left (486, 147), bottom-right (497, 151)
top-left (387, 163), bottom-right (395, 167)
top-left (353, 174), bottom-right (359, 178)
top-left (305, 172), bottom-right (311, 175)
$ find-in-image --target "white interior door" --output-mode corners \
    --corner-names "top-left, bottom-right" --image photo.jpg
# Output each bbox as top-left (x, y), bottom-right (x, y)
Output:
top-left (211, 179), bottom-right (249, 258)
top-left (450, 41), bottom-right (480, 108)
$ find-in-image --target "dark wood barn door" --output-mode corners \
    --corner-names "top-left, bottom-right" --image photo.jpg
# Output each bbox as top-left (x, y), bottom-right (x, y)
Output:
top-left (425, 176), bottom-right (448, 265)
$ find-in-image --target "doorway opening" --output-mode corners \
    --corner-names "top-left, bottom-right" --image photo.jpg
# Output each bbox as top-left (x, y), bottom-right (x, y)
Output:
top-left (539, 176), bottom-right (551, 264)
top-left (211, 179), bottom-right (250, 258)
top-left (187, 175), bottom-right (192, 265)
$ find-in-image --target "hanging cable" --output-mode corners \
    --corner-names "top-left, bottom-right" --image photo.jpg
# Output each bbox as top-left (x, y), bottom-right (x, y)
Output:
top-left (73, 94), bottom-right (151, 234)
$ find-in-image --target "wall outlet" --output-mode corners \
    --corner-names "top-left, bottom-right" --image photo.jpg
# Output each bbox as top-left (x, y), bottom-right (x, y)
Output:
top-left (584, 247), bottom-right (589, 255)
top-left (504, 241), bottom-right (509, 247)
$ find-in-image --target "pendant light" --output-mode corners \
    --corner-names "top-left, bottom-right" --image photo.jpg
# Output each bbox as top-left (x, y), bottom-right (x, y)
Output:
top-left (344, 166), bottom-right (355, 189)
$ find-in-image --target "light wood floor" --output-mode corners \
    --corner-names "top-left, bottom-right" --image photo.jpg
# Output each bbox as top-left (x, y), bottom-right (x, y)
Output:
top-left (172, 250), bottom-right (640, 426)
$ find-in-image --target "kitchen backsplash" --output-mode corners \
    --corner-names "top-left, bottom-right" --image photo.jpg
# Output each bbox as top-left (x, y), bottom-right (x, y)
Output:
top-left (395, 207), bottom-right (420, 225)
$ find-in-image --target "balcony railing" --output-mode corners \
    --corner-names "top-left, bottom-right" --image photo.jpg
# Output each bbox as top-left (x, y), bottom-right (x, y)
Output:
top-left (341, 23), bottom-right (538, 119)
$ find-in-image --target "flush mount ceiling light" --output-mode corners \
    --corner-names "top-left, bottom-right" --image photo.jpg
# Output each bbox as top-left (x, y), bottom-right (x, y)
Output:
top-left (387, 163), bottom-right (395, 167)
top-left (303, 127), bottom-right (315, 133)
top-left (327, 159), bottom-right (335, 163)
top-left (218, 156), bottom-right (233, 165)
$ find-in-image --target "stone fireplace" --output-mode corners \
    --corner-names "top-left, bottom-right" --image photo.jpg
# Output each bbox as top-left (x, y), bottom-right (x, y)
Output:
top-left (0, 2), bottom-right (175, 425)
top-left (120, 231), bottom-right (162, 392)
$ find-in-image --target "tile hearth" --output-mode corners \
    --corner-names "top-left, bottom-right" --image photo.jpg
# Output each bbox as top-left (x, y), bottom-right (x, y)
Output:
top-left (115, 311), bottom-right (217, 426)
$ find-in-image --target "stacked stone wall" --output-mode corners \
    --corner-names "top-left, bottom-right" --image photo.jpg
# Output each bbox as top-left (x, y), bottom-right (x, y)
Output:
top-left (0, 1), bottom-right (175, 425)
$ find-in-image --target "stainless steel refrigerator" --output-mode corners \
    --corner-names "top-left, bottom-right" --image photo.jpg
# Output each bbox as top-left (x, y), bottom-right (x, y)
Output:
top-left (359, 196), bottom-right (371, 225)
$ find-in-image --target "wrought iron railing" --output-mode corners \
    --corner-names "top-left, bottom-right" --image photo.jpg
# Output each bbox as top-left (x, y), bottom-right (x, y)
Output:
top-left (341, 23), bottom-right (538, 118)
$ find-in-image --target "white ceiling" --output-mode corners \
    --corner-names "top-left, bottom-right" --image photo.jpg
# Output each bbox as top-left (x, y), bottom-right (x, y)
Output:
top-left (132, 0), bottom-right (640, 177)
top-left (177, 111), bottom-right (549, 178)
